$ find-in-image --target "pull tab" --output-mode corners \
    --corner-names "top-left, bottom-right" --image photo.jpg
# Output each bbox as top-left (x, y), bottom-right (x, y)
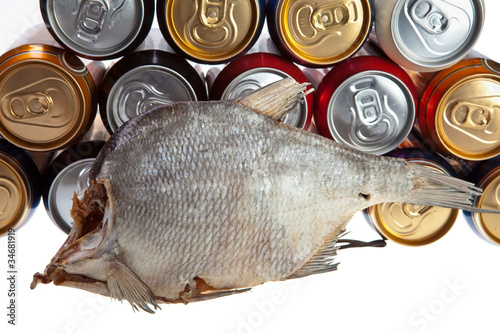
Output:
top-left (9, 92), bottom-right (52, 119)
top-left (451, 101), bottom-right (492, 128)
top-left (387, 203), bottom-right (435, 236)
top-left (312, 3), bottom-right (350, 31)
top-left (76, 0), bottom-right (109, 43)
top-left (199, 0), bottom-right (227, 28)
top-left (410, 0), bottom-right (448, 34)
top-left (354, 88), bottom-right (383, 124)
top-left (119, 81), bottom-right (173, 120)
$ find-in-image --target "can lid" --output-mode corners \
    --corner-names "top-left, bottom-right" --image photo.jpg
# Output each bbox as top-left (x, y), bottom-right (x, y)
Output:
top-left (106, 65), bottom-right (198, 132)
top-left (472, 166), bottom-right (500, 244)
top-left (275, 0), bottom-right (372, 66)
top-left (368, 160), bottom-right (459, 246)
top-left (325, 70), bottom-right (415, 155)
top-left (391, 0), bottom-right (484, 70)
top-left (0, 152), bottom-right (31, 235)
top-left (435, 71), bottom-right (500, 161)
top-left (46, 158), bottom-right (95, 234)
top-left (160, 0), bottom-right (264, 63)
top-left (42, 0), bottom-right (154, 59)
top-left (0, 45), bottom-right (96, 152)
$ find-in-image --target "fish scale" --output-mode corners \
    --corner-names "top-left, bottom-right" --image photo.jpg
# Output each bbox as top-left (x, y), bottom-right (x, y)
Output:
top-left (31, 80), bottom-right (499, 313)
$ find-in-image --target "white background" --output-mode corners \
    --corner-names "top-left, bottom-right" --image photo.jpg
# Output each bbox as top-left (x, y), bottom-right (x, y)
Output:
top-left (1, 1), bottom-right (499, 333)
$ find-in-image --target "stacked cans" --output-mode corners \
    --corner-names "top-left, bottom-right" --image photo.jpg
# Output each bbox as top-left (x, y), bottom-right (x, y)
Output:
top-left (0, 0), bottom-right (498, 246)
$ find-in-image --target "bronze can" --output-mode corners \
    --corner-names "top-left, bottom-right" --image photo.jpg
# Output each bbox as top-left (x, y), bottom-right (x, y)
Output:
top-left (0, 44), bottom-right (98, 152)
top-left (157, 0), bottom-right (266, 64)
top-left (0, 139), bottom-right (41, 236)
top-left (419, 58), bottom-right (500, 161)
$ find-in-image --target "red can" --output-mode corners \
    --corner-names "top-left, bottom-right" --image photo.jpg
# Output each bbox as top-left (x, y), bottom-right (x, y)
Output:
top-left (209, 52), bottom-right (313, 130)
top-left (314, 56), bottom-right (418, 155)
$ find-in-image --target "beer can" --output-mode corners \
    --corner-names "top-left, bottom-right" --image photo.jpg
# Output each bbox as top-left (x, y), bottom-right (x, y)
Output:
top-left (464, 156), bottom-right (500, 245)
top-left (0, 139), bottom-right (41, 236)
top-left (314, 56), bottom-right (417, 155)
top-left (0, 44), bottom-right (98, 152)
top-left (267, 0), bottom-right (373, 67)
top-left (366, 148), bottom-right (459, 246)
top-left (419, 58), bottom-right (500, 161)
top-left (40, 0), bottom-right (155, 60)
top-left (43, 140), bottom-right (105, 234)
top-left (99, 50), bottom-right (207, 134)
top-left (208, 52), bottom-right (313, 129)
top-left (373, 0), bottom-right (485, 72)
top-left (157, 0), bottom-right (266, 64)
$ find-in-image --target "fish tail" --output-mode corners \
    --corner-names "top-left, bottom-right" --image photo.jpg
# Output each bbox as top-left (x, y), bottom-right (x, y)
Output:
top-left (408, 163), bottom-right (499, 214)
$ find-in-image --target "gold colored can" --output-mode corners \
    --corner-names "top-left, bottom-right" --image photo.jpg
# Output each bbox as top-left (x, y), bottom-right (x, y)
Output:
top-left (0, 140), bottom-right (41, 236)
top-left (157, 0), bottom-right (266, 63)
top-left (466, 157), bottom-right (500, 245)
top-left (367, 150), bottom-right (459, 246)
top-left (419, 58), bottom-right (500, 161)
top-left (268, 0), bottom-right (373, 67)
top-left (0, 44), bottom-right (97, 152)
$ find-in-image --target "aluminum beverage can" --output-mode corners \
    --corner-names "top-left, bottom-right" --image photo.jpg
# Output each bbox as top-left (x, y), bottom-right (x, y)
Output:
top-left (419, 58), bottom-right (500, 161)
top-left (373, 0), bottom-right (485, 72)
top-left (464, 156), bottom-right (500, 245)
top-left (43, 140), bottom-right (104, 234)
top-left (314, 56), bottom-right (417, 155)
top-left (157, 0), bottom-right (266, 64)
top-left (208, 52), bottom-right (313, 129)
top-left (0, 139), bottom-right (41, 236)
top-left (365, 148), bottom-right (459, 246)
top-left (40, 0), bottom-right (155, 60)
top-left (0, 44), bottom-right (98, 152)
top-left (267, 0), bottom-right (373, 67)
top-left (99, 50), bottom-right (208, 134)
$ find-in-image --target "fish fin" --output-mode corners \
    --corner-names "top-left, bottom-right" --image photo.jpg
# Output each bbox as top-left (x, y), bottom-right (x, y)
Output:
top-left (285, 226), bottom-right (346, 280)
top-left (106, 257), bottom-right (160, 313)
top-left (408, 163), bottom-right (500, 214)
top-left (178, 276), bottom-right (251, 304)
top-left (235, 78), bottom-right (312, 121)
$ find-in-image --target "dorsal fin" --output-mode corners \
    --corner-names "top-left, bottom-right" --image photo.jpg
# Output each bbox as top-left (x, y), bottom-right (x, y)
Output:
top-left (235, 79), bottom-right (312, 121)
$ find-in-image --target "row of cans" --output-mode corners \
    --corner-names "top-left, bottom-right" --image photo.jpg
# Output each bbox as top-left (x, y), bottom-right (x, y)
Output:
top-left (39, 0), bottom-right (486, 71)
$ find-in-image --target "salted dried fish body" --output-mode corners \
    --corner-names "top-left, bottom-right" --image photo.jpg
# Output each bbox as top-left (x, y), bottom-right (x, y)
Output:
top-left (32, 80), bottom-right (496, 313)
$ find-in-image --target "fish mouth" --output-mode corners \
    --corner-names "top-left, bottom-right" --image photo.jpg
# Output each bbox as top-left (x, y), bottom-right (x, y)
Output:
top-left (31, 180), bottom-right (111, 290)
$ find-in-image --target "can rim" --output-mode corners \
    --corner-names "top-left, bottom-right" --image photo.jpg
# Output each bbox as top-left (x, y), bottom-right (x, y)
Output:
top-left (40, 0), bottom-right (155, 60)
top-left (390, 0), bottom-right (485, 71)
top-left (158, 0), bottom-right (265, 64)
top-left (0, 45), bottom-right (97, 152)
top-left (274, 0), bottom-right (373, 67)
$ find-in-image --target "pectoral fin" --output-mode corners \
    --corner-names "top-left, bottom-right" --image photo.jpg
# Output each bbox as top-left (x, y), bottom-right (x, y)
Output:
top-left (106, 257), bottom-right (160, 313)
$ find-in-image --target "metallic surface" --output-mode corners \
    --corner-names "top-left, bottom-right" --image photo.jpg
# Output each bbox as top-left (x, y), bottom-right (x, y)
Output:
top-left (221, 68), bottom-right (308, 129)
top-left (47, 158), bottom-right (94, 233)
top-left (107, 65), bottom-right (197, 132)
top-left (160, 0), bottom-right (263, 63)
top-left (273, 0), bottom-right (372, 66)
top-left (420, 58), bottom-right (500, 161)
top-left (0, 151), bottom-right (30, 235)
top-left (0, 45), bottom-right (97, 152)
top-left (41, 0), bottom-right (153, 59)
top-left (368, 160), bottom-right (458, 246)
top-left (374, 0), bottom-right (485, 71)
top-left (326, 71), bottom-right (415, 155)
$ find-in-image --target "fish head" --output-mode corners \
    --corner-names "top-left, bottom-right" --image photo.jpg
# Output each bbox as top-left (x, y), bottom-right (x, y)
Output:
top-left (31, 180), bottom-right (115, 298)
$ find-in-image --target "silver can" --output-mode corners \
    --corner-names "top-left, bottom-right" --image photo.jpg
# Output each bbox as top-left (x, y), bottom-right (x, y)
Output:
top-left (314, 56), bottom-right (417, 155)
top-left (43, 141), bottom-right (105, 234)
top-left (373, 0), bottom-right (485, 72)
top-left (40, 0), bottom-right (155, 60)
top-left (99, 50), bottom-right (207, 134)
